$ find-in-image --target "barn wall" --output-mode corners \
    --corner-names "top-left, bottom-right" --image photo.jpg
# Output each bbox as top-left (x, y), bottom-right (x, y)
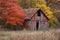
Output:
top-left (29, 12), bottom-right (41, 30)
top-left (25, 11), bottom-right (49, 30)
top-left (41, 13), bottom-right (49, 29)
top-left (30, 13), bottom-right (37, 30)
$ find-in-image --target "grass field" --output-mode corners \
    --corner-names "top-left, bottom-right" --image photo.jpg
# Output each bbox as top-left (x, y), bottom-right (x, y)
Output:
top-left (0, 29), bottom-right (60, 40)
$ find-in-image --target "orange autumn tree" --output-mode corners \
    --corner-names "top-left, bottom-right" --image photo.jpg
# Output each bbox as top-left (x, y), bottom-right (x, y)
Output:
top-left (0, 0), bottom-right (27, 26)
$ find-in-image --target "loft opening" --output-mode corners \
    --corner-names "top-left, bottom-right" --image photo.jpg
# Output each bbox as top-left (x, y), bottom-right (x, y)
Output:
top-left (37, 9), bottom-right (41, 16)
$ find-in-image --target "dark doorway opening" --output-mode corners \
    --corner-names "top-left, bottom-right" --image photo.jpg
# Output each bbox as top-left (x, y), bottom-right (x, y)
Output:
top-left (36, 21), bottom-right (39, 30)
top-left (37, 10), bottom-right (41, 16)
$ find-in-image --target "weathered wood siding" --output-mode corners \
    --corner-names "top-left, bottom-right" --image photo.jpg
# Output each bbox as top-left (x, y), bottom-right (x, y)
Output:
top-left (25, 11), bottom-right (49, 30)
top-left (29, 13), bottom-right (37, 30)
top-left (41, 13), bottom-right (49, 29)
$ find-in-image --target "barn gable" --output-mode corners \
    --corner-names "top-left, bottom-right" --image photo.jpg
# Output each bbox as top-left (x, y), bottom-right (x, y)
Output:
top-left (24, 8), bottom-right (49, 20)
top-left (24, 8), bottom-right (49, 30)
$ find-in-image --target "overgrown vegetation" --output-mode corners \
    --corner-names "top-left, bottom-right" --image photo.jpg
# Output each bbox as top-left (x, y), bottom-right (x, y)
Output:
top-left (19, 0), bottom-right (60, 28)
top-left (0, 0), bottom-right (60, 29)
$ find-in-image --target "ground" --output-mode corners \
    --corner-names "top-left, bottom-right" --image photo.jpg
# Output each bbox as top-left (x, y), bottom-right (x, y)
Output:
top-left (0, 29), bottom-right (60, 40)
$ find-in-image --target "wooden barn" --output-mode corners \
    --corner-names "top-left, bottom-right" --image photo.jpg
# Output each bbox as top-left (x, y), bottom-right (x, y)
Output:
top-left (24, 8), bottom-right (49, 30)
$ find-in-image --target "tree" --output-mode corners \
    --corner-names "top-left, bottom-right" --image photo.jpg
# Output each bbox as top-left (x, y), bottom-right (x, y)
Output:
top-left (46, 0), bottom-right (60, 6)
top-left (36, 0), bottom-right (59, 27)
top-left (46, 0), bottom-right (60, 23)
top-left (0, 0), bottom-right (27, 27)
top-left (19, 0), bottom-right (37, 8)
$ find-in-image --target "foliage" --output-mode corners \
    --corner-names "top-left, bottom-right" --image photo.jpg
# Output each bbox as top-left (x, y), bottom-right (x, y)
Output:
top-left (19, 0), bottom-right (37, 8)
top-left (0, 0), bottom-right (27, 26)
top-left (19, 0), bottom-right (60, 27)
top-left (36, 0), bottom-right (59, 27)
top-left (46, 0), bottom-right (60, 22)
top-left (46, 0), bottom-right (60, 5)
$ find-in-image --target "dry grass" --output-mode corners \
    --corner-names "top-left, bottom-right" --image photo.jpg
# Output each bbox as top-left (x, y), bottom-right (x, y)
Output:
top-left (0, 29), bottom-right (60, 40)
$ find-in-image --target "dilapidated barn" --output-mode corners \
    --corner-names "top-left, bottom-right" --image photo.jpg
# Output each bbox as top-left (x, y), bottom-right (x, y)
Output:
top-left (24, 8), bottom-right (49, 30)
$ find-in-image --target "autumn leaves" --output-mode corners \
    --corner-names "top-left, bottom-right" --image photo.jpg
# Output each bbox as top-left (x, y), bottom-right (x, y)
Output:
top-left (0, 0), bottom-right (27, 26)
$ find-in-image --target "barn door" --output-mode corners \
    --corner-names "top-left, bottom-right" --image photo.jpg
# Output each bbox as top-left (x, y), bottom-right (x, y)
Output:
top-left (36, 21), bottom-right (39, 30)
top-left (36, 9), bottom-right (41, 30)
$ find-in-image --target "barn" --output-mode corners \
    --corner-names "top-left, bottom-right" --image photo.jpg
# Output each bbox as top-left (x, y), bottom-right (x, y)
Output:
top-left (24, 8), bottom-right (49, 30)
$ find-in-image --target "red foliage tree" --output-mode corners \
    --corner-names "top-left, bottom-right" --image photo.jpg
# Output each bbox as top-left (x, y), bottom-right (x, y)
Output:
top-left (0, 0), bottom-right (27, 26)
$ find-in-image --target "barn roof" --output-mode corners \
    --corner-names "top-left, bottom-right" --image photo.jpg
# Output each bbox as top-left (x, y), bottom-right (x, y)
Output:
top-left (24, 8), bottom-right (49, 20)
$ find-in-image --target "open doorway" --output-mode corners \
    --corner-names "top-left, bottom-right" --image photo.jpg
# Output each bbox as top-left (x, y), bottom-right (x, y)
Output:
top-left (36, 21), bottom-right (39, 30)
top-left (36, 10), bottom-right (41, 30)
